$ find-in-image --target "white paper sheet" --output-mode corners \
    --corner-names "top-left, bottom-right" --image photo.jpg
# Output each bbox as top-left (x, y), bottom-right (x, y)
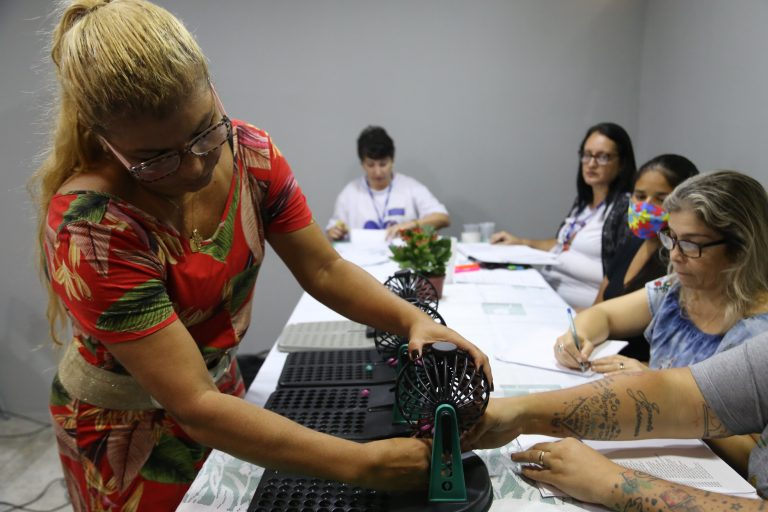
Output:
top-left (457, 242), bottom-right (561, 266)
top-left (348, 228), bottom-right (388, 246)
top-left (453, 268), bottom-right (553, 288)
top-left (495, 332), bottom-right (628, 377)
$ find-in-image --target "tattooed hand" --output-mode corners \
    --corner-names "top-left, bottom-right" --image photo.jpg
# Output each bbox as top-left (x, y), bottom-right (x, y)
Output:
top-left (512, 438), bottom-right (623, 505)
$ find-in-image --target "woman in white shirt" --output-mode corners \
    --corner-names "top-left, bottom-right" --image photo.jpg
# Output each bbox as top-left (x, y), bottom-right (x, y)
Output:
top-left (492, 122), bottom-right (636, 308)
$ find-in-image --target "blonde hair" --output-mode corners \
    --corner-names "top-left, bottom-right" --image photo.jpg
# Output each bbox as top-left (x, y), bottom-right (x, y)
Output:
top-left (664, 170), bottom-right (768, 322)
top-left (30, 0), bottom-right (210, 343)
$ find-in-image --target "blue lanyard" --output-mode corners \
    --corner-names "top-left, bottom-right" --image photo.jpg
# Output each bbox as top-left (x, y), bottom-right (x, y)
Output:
top-left (367, 181), bottom-right (393, 228)
top-left (561, 201), bottom-right (604, 250)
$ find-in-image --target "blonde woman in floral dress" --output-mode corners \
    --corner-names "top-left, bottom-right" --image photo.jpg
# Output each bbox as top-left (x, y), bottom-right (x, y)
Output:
top-left (34, 1), bottom-right (490, 510)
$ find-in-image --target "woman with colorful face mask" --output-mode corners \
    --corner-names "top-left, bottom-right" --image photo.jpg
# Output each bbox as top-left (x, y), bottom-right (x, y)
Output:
top-left (554, 170), bottom-right (768, 374)
top-left (553, 171), bottom-right (768, 478)
top-left (593, 155), bottom-right (699, 360)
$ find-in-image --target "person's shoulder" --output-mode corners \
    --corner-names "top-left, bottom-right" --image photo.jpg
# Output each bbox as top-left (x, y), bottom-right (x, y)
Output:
top-left (646, 274), bottom-right (676, 295)
top-left (232, 119), bottom-right (270, 141)
top-left (394, 173), bottom-right (416, 183)
top-left (49, 190), bottom-right (113, 229)
top-left (233, 120), bottom-right (278, 171)
top-left (393, 173), bottom-right (429, 190)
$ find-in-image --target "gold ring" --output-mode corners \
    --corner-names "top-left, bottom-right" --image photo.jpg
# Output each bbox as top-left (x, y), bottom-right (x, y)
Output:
top-left (538, 450), bottom-right (545, 466)
top-left (619, 362), bottom-right (625, 370)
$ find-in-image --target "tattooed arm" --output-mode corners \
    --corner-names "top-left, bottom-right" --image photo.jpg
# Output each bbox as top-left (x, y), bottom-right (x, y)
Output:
top-left (464, 368), bottom-right (732, 450)
top-left (511, 438), bottom-right (764, 511)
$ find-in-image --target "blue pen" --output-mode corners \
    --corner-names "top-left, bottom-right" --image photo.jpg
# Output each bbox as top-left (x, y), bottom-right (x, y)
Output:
top-left (566, 307), bottom-right (588, 372)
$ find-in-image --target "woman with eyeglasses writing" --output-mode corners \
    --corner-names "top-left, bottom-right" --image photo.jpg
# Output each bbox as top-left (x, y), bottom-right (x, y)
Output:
top-left (492, 122), bottom-right (636, 309)
top-left (555, 170), bottom-right (768, 373)
top-left (555, 170), bottom-right (768, 478)
top-left (31, 1), bottom-right (491, 510)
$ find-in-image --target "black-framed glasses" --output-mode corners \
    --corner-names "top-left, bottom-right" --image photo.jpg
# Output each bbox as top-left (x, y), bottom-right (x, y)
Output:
top-left (658, 229), bottom-right (727, 258)
top-left (100, 84), bottom-right (232, 183)
top-left (579, 151), bottom-right (616, 165)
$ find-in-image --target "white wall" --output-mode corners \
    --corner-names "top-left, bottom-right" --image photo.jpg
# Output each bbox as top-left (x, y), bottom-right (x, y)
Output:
top-left (637, 0), bottom-right (768, 184)
top-left (13, 0), bottom-right (763, 421)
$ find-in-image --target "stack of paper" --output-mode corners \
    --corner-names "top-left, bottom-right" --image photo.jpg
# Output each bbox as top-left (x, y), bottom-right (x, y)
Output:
top-left (457, 242), bottom-right (561, 266)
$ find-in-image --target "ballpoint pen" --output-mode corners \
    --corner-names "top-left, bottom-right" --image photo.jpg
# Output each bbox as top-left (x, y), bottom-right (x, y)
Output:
top-left (566, 307), bottom-right (588, 372)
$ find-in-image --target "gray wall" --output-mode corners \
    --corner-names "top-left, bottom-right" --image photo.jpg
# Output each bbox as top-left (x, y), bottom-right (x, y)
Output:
top-left (0, 0), bottom-right (763, 420)
top-left (636, 0), bottom-right (768, 185)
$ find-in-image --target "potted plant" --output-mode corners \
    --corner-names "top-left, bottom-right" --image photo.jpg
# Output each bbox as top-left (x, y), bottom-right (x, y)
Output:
top-left (389, 225), bottom-right (452, 298)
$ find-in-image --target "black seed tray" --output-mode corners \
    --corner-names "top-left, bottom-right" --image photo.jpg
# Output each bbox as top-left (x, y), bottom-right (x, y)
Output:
top-left (247, 472), bottom-right (389, 512)
top-left (278, 350), bottom-right (396, 388)
top-left (264, 385), bottom-right (410, 441)
top-left (285, 349), bottom-right (383, 366)
top-left (248, 452), bottom-right (493, 512)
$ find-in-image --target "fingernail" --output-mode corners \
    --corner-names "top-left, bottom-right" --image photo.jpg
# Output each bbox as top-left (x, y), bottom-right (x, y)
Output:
top-left (411, 349), bottom-right (420, 360)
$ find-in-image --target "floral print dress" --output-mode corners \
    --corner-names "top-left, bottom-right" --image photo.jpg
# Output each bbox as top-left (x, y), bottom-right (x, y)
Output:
top-left (44, 121), bottom-right (313, 511)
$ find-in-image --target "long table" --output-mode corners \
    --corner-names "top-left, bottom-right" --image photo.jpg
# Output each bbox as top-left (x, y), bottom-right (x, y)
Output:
top-left (178, 245), bottom-right (754, 511)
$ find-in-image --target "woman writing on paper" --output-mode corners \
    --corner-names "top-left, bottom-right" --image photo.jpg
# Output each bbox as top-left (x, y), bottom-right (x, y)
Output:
top-left (34, 1), bottom-right (490, 509)
top-left (466, 331), bottom-right (768, 509)
top-left (492, 123), bottom-right (636, 309)
top-left (555, 171), bottom-right (768, 374)
top-left (555, 170), bottom-right (768, 477)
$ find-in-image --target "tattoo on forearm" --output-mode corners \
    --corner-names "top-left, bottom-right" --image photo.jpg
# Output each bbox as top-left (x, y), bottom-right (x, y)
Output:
top-left (613, 470), bottom-right (759, 512)
top-left (612, 470), bottom-right (659, 512)
top-left (620, 496), bottom-right (646, 512)
top-left (702, 403), bottom-right (731, 438)
top-left (551, 380), bottom-right (622, 439)
top-left (627, 389), bottom-right (660, 437)
top-left (659, 488), bottom-right (703, 512)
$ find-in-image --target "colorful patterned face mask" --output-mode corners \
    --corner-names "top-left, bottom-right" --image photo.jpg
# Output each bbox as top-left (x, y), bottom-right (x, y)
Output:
top-left (627, 201), bottom-right (669, 239)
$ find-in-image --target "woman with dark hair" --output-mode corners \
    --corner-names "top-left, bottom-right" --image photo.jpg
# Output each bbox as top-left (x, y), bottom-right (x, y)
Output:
top-left (597, 154), bottom-right (699, 304)
top-left (596, 154), bottom-right (699, 360)
top-left (556, 170), bottom-right (768, 374)
top-left (492, 122), bottom-right (636, 308)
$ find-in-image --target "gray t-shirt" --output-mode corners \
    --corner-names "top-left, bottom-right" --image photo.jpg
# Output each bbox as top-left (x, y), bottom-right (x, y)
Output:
top-left (691, 332), bottom-right (768, 497)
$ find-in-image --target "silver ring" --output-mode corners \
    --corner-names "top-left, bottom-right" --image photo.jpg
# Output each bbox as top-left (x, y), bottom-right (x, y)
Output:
top-left (538, 450), bottom-right (545, 466)
top-left (619, 362), bottom-right (625, 370)
top-left (557, 344), bottom-right (564, 353)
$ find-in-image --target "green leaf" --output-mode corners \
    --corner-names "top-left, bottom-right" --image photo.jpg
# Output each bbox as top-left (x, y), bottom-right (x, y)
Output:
top-left (58, 194), bottom-right (109, 232)
top-left (50, 375), bottom-right (71, 406)
top-left (139, 434), bottom-right (198, 484)
top-left (81, 336), bottom-right (98, 355)
top-left (387, 225), bottom-right (451, 276)
top-left (96, 279), bottom-right (174, 333)
top-left (227, 264), bottom-right (261, 314)
top-left (199, 172), bottom-right (240, 262)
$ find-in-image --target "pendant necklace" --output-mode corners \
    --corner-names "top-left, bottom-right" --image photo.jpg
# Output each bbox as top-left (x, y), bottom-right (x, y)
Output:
top-left (161, 193), bottom-right (202, 252)
top-left (189, 228), bottom-right (203, 253)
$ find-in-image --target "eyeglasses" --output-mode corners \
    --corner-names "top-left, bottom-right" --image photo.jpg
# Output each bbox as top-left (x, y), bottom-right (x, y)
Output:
top-left (579, 151), bottom-right (616, 165)
top-left (100, 84), bottom-right (232, 183)
top-left (658, 229), bottom-right (727, 258)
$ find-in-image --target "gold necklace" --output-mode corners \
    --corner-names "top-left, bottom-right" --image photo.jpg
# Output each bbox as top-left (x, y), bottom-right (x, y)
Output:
top-left (160, 193), bottom-right (202, 252)
top-left (189, 228), bottom-right (203, 253)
